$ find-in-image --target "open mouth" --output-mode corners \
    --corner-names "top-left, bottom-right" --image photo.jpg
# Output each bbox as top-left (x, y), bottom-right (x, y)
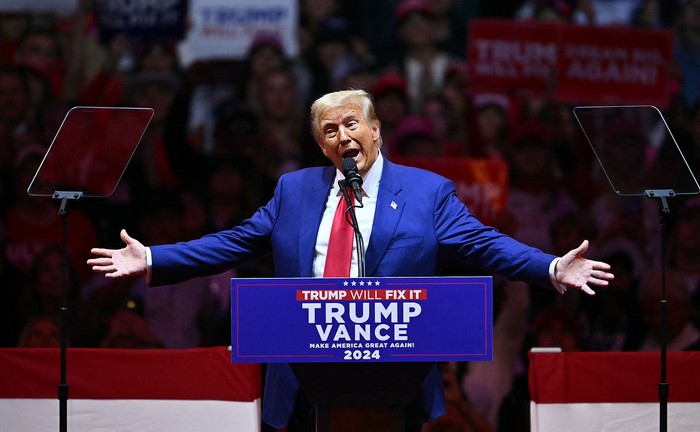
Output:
top-left (342, 148), bottom-right (360, 159)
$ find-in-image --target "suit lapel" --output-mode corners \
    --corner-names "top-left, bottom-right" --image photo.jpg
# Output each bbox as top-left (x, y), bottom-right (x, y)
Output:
top-left (298, 166), bottom-right (335, 276)
top-left (365, 160), bottom-right (404, 276)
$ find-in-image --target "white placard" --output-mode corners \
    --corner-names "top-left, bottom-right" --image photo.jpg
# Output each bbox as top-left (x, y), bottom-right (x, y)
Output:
top-left (177, 0), bottom-right (298, 67)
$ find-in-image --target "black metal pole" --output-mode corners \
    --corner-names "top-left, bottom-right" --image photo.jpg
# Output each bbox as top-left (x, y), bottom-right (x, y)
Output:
top-left (646, 190), bottom-right (672, 432)
top-left (658, 196), bottom-right (670, 432)
top-left (53, 192), bottom-right (82, 432)
top-left (58, 196), bottom-right (69, 432)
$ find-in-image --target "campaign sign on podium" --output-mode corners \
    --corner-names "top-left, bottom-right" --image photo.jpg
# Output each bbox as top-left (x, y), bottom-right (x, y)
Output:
top-left (231, 277), bottom-right (492, 363)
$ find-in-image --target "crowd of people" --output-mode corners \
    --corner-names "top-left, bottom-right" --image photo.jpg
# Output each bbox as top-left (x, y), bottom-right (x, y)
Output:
top-left (2, 0), bottom-right (700, 431)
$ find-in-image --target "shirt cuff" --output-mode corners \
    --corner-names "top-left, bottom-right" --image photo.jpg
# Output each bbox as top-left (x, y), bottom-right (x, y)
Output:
top-left (145, 247), bottom-right (152, 284)
top-left (549, 258), bottom-right (567, 294)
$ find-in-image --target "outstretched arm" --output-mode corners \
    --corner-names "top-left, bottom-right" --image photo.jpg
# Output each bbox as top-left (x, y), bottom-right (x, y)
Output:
top-left (88, 229), bottom-right (147, 278)
top-left (555, 240), bottom-right (614, 295)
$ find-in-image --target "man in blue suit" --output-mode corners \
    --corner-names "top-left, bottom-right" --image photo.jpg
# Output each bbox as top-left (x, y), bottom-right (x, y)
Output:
top-left (89, 89), bottom-right (613, 430)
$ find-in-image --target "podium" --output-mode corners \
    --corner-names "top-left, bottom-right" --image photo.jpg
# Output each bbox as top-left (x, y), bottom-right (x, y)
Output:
top-left (290, 362), bottom-right (433, 432)
top-left (231, 276), bottom-right (493, 431)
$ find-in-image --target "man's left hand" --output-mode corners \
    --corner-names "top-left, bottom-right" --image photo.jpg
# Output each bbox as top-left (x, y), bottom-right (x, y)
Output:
top-left (556, 240), bottom-right (614, 295)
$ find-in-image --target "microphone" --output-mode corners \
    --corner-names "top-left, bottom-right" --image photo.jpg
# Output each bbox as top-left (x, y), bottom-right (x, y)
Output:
top-left (342, 157), bottom-right (363, 206)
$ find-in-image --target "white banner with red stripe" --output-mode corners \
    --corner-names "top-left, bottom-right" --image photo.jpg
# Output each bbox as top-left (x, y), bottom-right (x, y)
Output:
top-left (529, 351), bottom-right (700, 431)
top-left (0, 347), bottom-right (261, 432)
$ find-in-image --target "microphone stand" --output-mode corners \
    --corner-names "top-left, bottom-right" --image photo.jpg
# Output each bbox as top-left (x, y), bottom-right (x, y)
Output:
top-left (339, 181), bottom-right (365, 277)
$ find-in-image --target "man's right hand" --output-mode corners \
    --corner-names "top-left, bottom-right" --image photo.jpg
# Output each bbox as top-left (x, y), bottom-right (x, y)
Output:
top-left (88, 229), bottom-right (147, 278)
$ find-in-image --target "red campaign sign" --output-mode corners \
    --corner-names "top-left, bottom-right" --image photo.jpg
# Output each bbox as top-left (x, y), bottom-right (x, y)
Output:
top-left (296, 289), bottom-right (428, 301)
top-left (468, 19), bottom-right (561, 95)
top-left (556, 24), bottom-right (673, 106)
top-left (468, 19), bottom-right (674, 107)
top-left (393, 156), bottom-right (508, 227)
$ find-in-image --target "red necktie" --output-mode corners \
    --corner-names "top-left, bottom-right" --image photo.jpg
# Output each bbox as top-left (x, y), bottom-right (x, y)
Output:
top-left (323, 193), bottom-right (354, 277)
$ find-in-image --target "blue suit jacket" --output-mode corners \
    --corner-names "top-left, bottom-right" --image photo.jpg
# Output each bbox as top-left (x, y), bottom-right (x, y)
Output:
top-left (150, 160), bottom-right (557, 427)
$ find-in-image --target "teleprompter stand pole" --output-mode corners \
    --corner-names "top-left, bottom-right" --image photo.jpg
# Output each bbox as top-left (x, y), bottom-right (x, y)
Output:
top-left (53, 191), bottom-right (84, 432)
top-left (645, 189), bottom-right (674, 432)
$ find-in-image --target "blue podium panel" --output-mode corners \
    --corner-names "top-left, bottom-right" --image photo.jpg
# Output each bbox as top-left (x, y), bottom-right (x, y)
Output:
top-left (231, 277), bottom-right (492, 363)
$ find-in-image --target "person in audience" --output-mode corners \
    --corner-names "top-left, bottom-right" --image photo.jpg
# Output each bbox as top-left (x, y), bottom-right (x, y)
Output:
top-left (506, 120), bottom-right (579, 253)
top-left (585, 117), bottom-right (660, 260)
top-left (250, 67), bottom-right (307, 179)
top-left (120, 69), bottom-right (182, 194)
top-left (371, 70), bottom-right (410, 156)
top-left (241, 32), bottom-right (290, 107)
top-left (422, 94), bottom-right (464, 157)
top-left (100, 307), bottom-right (163, 349)
top-left (0, 13), bottom-right (30, 65)
top-left (461, 279), bottom-right (531, 430)
top-left (666, 197), bottom-right (700, 328)
top-left (0, 65), bottom-right (34, 144)
top-left (496, 304), bottom-right (585, 431)
top-left (120, 187), bottom-right (230, 349)
top-left (423, 362), bottom-right (495, 432)
top-left (17, 314), bottom-right (61, 348)
top-left (469, 93), bottom-right (511, 161)
top-left (577, 244), bottom-right (647, 351)
top-left (5, 145), bottom-right (99, 284)
top-left (392, 115), bottom-right (442, 157)
top-left (532, 304), bottom-right (585, 351)
top-left (20, 245), bottom-right (102, 347)
top-left (675, 0), bottom-right (700, 114)
top-left (636, 267), bottom-right (700, 351)
top-left (305, 15), bottom-right (369, 97)
top-left (390, 0), bottom-right (461, 114)
top-left (0, 216), bottom-right (24, 347)
top-left (13, 25), bottom-right (64, 100)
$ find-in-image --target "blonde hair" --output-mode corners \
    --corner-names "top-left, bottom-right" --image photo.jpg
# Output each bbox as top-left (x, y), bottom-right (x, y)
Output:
top-left (309, 89), bottom-right (382, 147)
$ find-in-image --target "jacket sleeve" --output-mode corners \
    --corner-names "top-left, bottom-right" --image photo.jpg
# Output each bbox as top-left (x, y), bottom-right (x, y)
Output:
top-left (148, 179), bottom-right (282, 286)
top-left (433, 177), bottom-right (556, 288)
